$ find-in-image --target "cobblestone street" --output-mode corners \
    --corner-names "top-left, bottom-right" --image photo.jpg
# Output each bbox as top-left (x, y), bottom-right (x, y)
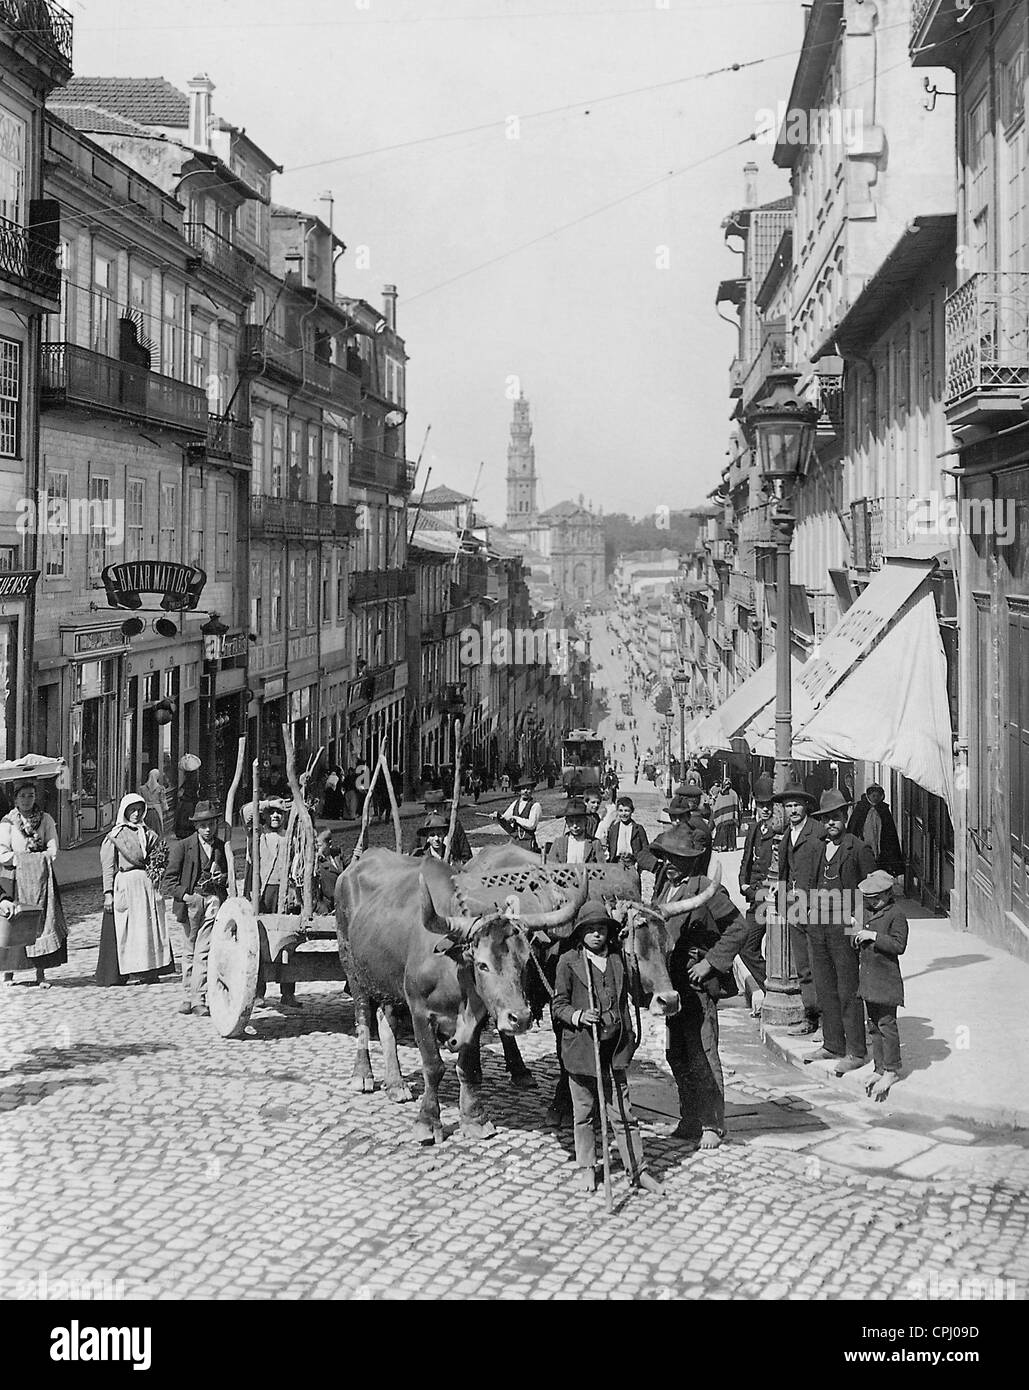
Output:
top-left (3, 790), bottom-right (1028, 1303)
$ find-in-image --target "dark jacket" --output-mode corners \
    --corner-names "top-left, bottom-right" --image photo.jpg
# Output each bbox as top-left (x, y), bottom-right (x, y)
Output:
top-left (546, 834), bottom-right (604, 864)
top-left (778, 818), bottom-right (827, 912)
top-left (848, 797), bottom-right (904, 876)
top-left (413, 815), bottom-right (472, 864)
top-left (605, 819), bottom-right (651, 866)
top-left (856, 900), bottom-right (908, 1006)
top-left (813, 833), bottom-right (876, 925)
top-left (164, 834), bottom-right (229, 925)
top-left (739, 819), bottom-right (777, 903)
top-left (553, 948), bottom-right (635, 1074)
top-left (658, 875), bottom-right (749, 999)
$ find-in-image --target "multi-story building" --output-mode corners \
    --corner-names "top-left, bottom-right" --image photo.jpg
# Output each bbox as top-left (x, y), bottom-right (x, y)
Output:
top-left (912, 0), bottom-right (1029, 958)
top-left (37, 89), bottom-right (256, 839)
top-left (0, 0), bottom-right (72, 761)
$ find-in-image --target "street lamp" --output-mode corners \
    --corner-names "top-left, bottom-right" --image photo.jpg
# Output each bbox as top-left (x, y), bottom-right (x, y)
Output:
top-left (200, 612), bottom-right (228, 800)
top-left (749, 368), bottom-right (818, 1027)
top-left (672, 666), bottom-right (690, 782)
top-left (664, 708), bottom-right (675, 792)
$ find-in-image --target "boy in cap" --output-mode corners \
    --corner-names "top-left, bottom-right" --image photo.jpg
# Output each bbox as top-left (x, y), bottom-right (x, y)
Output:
top-left (854, 870), bottom-right (909, 1100)
top-left (413, 813), bottom-right (449, 861)
top-left (552, 901), bottom-right (663, 1195)
top-left (417, 788), bottom-right (472, 863)
top-left (546, 798), bottom-right (604, 864)
top-left (651, 822), bottom-right (748, 1149)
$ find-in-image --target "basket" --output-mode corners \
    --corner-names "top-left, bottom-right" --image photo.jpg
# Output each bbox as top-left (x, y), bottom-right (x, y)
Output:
top-left (0, 902), bottom-right (43, 949)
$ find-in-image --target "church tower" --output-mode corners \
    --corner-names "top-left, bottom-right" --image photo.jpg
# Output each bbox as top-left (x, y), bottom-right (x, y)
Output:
top-left (506, 392), bottom-right (537, 529)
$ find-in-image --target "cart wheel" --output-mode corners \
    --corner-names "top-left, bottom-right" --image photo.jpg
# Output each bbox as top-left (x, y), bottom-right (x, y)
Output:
top-left (207, 897), bottom-right (260, 1039)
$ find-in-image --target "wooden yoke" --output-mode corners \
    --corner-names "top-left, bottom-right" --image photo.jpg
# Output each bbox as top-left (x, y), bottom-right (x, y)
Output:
top-left (280, 723), bottom-right (315, 923)
top-left (223, 736), bottom-right (247, 890)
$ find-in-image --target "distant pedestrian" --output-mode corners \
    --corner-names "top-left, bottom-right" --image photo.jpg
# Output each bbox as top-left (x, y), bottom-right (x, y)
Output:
top-left (98, 794), bottom-right (173, 986)
top-left (854, 870), bottom-right (908, 1100)
top-left (139, 768), bottom-right (169, 838)
top-left (711, 779), bottom-right (741, 850)
top-left (0, 780), bottom-right (67, 988)
top-left (847, 783), bottom-right (904, 878)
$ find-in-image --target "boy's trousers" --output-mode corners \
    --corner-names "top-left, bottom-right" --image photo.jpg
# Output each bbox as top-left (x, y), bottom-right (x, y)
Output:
top-left (567, 1069), bottom-right (646, 1174)
top-left (865, 1001), bottom-right (901, 1073)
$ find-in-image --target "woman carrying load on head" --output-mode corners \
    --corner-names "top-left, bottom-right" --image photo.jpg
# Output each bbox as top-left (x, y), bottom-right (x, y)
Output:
top-left (0, 780), bottom-right (68, 988)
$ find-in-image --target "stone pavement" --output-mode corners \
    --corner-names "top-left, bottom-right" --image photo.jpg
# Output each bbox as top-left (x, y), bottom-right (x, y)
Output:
top-left (2, 792), bottom-right (1028, 1301)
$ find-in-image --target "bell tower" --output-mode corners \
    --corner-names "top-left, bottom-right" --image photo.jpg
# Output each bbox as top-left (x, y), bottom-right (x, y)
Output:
top-left (506, 392), bottom-right (537, 529)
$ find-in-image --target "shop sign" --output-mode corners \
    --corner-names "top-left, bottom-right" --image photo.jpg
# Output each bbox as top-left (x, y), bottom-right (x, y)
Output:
top-left (263, 677), bottom-right (285, 699)
top-left (102, 561), bottom-right (206, 612)
top-left (0, 570), bottom-right (39, 600)
top-left (220, 632), bottom-right (248, 660)
top-left (74, 627), bottom-right (127, 655)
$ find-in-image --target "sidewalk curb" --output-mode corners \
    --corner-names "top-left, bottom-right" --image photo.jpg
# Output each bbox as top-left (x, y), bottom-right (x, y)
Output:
top-left (760, 1021), bottom-right (1029, 1134)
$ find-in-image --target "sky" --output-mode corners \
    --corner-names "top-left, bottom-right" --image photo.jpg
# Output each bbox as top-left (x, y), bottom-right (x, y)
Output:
top-left (65, 0), bottom-right (805, 523)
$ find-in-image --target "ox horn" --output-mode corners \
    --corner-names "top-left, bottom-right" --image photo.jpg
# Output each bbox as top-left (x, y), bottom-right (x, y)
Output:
top-left (658, 859), bottom-right (724, 919)
top-left (418, 873), bottom-right (476, 945)
top-left (519, 866), bottom-right (589, 935)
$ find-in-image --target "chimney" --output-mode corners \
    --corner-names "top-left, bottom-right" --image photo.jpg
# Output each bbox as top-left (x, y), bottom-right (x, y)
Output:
top-left (744, 161), bottom-right (759, 208)
top-left (187, 73), bottom-right (215, 153)
top-left (382, 283), bottom-right (397, 331)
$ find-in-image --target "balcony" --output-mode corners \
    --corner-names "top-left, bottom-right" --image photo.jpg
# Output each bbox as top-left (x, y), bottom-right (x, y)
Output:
top-left (239, 325), bottom-right (303, 383)
top-left (302, 352), bottom-right (362, 411)
top-left (41, 343), bottom-right (206, 433)
top-left (349, 567), bottom-right (416, 604)
top-left (849, 497), bottom-right (910, 572)
top-left (945, 272), bottom-right (1029, 427)
top-left (184, 222), bottom-right (255, 294)
top-left (249, 495), bottom-right (357, 540)
top-left (201, 413), bottom-right (251, 468)
top-left (740, 322), bottom-right (789, 411)
top-left (0, 0), bottom-right (74, 72)
top-left (351, 444), bottom-right (417, 493)
top-left (738, 502), bottom-right (775, 549)
top-left (0, 212), bottom-right (60, 305)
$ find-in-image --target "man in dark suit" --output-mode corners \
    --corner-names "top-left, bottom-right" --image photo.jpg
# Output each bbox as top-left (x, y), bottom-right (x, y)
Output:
top-left (547, 799), bottom-right (604, 864)
top-left (165, 801), bottom-right (229, 1017)
top-left (737, 774), bottom-right (776, 1004)
top-left (775, 778), bottom-right (826, 1036)
top-left (416, 788), bottom-right (472, 863)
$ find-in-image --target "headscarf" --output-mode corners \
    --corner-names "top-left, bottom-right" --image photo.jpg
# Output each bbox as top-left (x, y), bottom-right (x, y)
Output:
top-left (112, 794), bottom-right (149, 855)
top-left (10, 780), bottom-right (46, 848)
top-left (140, 769), bottom-right (167, 809)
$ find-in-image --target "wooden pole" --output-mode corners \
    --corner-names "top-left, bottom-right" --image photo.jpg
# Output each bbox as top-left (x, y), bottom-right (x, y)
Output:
top-left (445, 717), bottom-right (463, 864)
top-left (250, 758), bottom-right (261, 916)
top-left (382, 753), bottom-right (403, 855)
top-left (280, 724), bottom-right (315, 922)
top-left (223, 736), bottom-right (247, 890)
top-left (351, 752), bottom-right (384, 863)
top-left (585, 957), bottom-right (614, 1213)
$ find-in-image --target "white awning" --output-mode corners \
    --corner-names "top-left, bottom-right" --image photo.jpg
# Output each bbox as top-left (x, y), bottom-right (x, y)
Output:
top-left (687, 653), bottom-right (805, 752)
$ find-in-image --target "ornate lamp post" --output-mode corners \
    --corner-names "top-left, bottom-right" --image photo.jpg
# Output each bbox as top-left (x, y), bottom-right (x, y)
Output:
top-left (672, 666), bottom-right (690, 782)
top-left (749, 369), bottom-right (818, 1027)
top-left (664, 708), bottom-right (675, 793)
top-left (200, 612), bottom-right (228, 801)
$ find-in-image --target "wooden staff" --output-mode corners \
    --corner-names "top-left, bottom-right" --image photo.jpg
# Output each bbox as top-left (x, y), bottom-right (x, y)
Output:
top-left (280, 724), bottom-right (315, 922)
top-left (250, 758), bottom-right (261, 916)
top-left (584, 957), bottom-right (614, 1213)
top-left (379, 751), bottom-right (403, 854)
top-left (445, 717), bottom-right (463, 865)
top-left (223, 736), bottom-right (247, 891)
top-left (351, 749), bottom-right (385, 864)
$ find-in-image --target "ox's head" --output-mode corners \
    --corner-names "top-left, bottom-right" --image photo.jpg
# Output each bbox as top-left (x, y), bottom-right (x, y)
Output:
top-left (608, 862), bottom-right (724, 1018)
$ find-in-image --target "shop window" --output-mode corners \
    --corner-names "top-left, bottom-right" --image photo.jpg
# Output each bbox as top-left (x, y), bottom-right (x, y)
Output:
top-left (0, 337), bottom-right (21, 459)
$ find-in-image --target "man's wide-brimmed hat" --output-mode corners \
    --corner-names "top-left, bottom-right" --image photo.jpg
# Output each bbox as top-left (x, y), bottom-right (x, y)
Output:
top-left (773, 778), bottom-right (818, 808)
top-left (517, 778), bottom-right (536, 791)
top-left (813, 788), bottom-right (852, 819)
top-left (650, 823), bottom-right (712, 861)
top-left (564, 797), bottom-right (587, 820)
top-left (190, 800), bottom-right (221, 824)
top-left (752, 774), bottom-right (774, 805)
top-left (859, 870), bottom-right (896, 896)
top-left (418, 813), bottom-right (449, 836)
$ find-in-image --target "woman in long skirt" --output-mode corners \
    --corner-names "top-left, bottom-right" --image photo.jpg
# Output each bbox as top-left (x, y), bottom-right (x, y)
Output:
top-left (97, 794), bottom-right (172, 985)
top-left (711, 779), bottom-right (741, 851)
top-left (139, 768), bottom-right (169, 838)
top-left (0, 780), bottom-right (68, 988)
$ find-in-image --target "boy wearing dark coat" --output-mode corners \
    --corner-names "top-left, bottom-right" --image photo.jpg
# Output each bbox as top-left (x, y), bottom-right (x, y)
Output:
top-left (854, 870), bottom-right (909, 1100)
top-left (552, 902), bottom-right (663, 1196)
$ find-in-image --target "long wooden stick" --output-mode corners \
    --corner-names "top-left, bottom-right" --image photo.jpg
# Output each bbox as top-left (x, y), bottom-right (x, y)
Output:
top-left (351, 750), bottom-right (385, 863)
top-left (445, 717), bottom-right (463, 864)
top-left (382, 754), bottom-right (403, 854)
top-left (250, 758), bottom-right (261, 915)
top-left (585, 958), bottom-right (614, 1213)
top-left (280, 724), bottom-right (314, 922)
top-left (223, 736), bottom-right (247, 890)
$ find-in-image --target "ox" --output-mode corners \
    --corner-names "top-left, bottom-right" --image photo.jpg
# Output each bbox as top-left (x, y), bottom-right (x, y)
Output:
top-left (336, 848), bottom-right (586, 1144)
top-left (496, 863), bottom-right (724, 1122)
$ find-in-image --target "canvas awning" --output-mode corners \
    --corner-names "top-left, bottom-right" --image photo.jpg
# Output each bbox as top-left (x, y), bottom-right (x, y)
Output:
top-left (686, 652), bottom-right (805, 752)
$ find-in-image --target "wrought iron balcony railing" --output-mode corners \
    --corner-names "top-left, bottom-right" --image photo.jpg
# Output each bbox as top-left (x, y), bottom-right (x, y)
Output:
top-left (740, 322), bottom-right (789, 410)
top-left (945, 271), bottom-right (1029, 403)
top-left (184, 222), bottom-right (255, 293)
top-left (239, 325), bottom-right (304, 382)
top-left (0, 212), bottom-right (59, 300)
top-left (302, 352), bottom-right (362, 410)
top-left (0, 0), bottom-right (73, 69)
top-left (349, 567), bottom-right (416, 604)
top-left (249, 495), bottom-right (357, 540)
top-left (202, 413), bottom-right (252, 467)
top-left (351, 444), bottom-right (417, 493)
top-left (41, 343), bottom-right (207, 432)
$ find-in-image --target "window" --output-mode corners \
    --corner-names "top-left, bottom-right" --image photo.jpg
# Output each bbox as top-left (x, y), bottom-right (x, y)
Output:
top-left (336, 553), bottom-right (346, 621)
top-left (129, 269), bottom-right (150, 324)
top-left (289, 424), bottom-right (301, 498)
top-left (967, 94), bottom-right (990, 220)
top-left (271, 415), bottom-right (285, 497)
top-left (307, 425), bottom-right (319, 502)
top-left (251, 413), bottom-right (265, 494)
top-left (0, 338), bottom-right (20, 458)
top-left (250, 558), bottom-right (263, 635)
top-left (189, 322), bottom-right (209, 391)
top-left (322, 556), bottom-right (332, 625)
top-left (91, 251), bottom-right (114, 355)
top-left (183, 662), bottom-right (199, 691)
top-left (126, 478), bottom-right (144, 562)
top-left (88, 475), bottom-right (111, 582)
top-left (288, 556), bottom-right (299, 628)
top-left (216, 489), bottom-right (231, 574)
top-left (271, 558), bottom-right (283, 632)
top-left (0, 107), bottom-right (25, 226)
top-left (306, 553), bottom-right (317, 627)
top-left (44, 468), bottom-right (69, 578)
top-left (1002, 49), bottom-right (1025, 131)
top-left (188, 485), bottom-right (204, 569)
top-left (159, 481), bottom-right (178, 560)
top-left (322, 429), bottom-right (335, 502)
top-left (162, 284), bottom-right (183, 376)
top-left (45, 239), bottom-right (72, 344)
